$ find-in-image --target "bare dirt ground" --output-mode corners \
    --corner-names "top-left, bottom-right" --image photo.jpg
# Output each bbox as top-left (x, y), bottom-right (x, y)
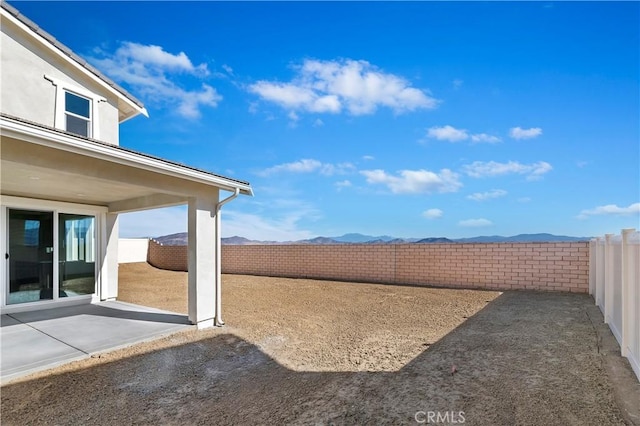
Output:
top-left (1, 262), bottom-right (638, 425)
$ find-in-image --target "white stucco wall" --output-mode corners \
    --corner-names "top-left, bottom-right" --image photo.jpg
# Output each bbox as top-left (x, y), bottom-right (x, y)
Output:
top-left (118, 238), bottom-right (149, 264)
top-left (1, 13), bottom-right (120, 144)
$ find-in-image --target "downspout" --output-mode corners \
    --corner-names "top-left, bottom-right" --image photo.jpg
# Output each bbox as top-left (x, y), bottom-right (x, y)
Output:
top-left (214, 187), bottom-right (240, 326)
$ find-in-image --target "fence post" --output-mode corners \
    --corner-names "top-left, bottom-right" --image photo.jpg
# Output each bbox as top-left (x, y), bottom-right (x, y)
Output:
top-left (589, 239), bottom-right (596, 296)
top-left (595, 237), bottom-right (603, 309)
top-left (621, 228), bottom-right (635, 357)
top-left (604, 234), bottom-right (614, 324)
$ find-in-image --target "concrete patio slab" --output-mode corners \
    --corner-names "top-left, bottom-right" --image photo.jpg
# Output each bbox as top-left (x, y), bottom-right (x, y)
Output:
top-left (1, 316), bottom-right (85, 382)
top-left (1, 301), bottom-right (193, 383)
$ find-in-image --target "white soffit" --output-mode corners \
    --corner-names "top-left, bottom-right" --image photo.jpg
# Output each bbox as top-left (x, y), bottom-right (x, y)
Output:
top-left (0, 116), bottom-right (254, 198)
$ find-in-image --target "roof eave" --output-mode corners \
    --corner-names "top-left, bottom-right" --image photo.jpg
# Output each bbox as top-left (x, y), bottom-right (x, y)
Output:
top-left (120, 106), bottom-right (149, 124)
top-left (0, 115), bottom-right (253, 197)
top-left (1, 2), bottom-right (147, 122)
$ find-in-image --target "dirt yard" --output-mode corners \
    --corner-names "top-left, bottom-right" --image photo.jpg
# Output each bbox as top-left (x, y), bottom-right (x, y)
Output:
top-left (1, 263), bottom-right (637, 425)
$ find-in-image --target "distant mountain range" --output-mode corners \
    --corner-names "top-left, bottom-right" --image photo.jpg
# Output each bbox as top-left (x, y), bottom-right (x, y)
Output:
top-left (152, 232), bottom-right (591, 246)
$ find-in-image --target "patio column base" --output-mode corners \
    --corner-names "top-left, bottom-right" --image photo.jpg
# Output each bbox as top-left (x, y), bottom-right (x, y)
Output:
top-left (195, 318), bottom-right (215, 329)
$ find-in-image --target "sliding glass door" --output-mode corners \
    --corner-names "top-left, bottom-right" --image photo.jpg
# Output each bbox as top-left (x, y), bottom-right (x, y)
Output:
top-left (7, 209), bottom-right (54, 304)
top-left (58, 214), bottom-right (96, 297)
top-left (6, 208), bottom-right (96, 305)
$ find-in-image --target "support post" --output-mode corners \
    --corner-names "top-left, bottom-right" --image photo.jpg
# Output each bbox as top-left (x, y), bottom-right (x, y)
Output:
top-left (101, 212), bottom-right (119, 300)
top-left (187, 193), bottom-right (218, 328)
top-left (214, 203), bottom-right (224, 326)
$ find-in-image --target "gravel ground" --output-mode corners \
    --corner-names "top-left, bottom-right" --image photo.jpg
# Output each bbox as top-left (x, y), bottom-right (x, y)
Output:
top-left (1, 263), bottom-right (637, 425)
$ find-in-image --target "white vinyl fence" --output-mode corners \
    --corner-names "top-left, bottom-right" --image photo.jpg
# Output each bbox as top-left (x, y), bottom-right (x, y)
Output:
top-left (590, 228), bottom-right (640, 381)
top-left (118, 238), bottom-right (149, 264)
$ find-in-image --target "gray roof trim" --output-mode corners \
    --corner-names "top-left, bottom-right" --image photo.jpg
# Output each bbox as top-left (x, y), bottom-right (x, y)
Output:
top-left (1, 1), bottom-right (145, 110)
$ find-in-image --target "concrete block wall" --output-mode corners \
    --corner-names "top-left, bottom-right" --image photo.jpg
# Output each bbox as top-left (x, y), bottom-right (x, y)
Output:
top-left (146, 241), bottom-right (590, 293)
top-left (392, 243), bottom-right (589, 292)
top-left (221, 243), bottom-right (589, 293)
top-left (222, 245), bottom-right (397, 283)
top-left (147, 239), bottom-right (188, 271)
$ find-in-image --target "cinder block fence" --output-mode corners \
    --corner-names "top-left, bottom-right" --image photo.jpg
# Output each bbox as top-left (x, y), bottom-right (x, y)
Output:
top-left (147, 239), bottom-right (188, 271)
top-left (146, 239), bottom-right (589, 293)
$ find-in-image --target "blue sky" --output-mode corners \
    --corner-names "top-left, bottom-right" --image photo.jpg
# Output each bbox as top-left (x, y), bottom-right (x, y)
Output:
top-left (16, 1), bottom-right (639, 240)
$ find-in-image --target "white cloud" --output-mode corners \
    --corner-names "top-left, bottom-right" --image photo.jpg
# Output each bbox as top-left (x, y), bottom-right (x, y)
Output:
top-left (427, 127), bottom-right (501, 144)
top-left (248, 101), bottom-right (259, 114)
top-left (222, 209), bottom-right (315, 242)
top-left (320, 162), bottom-right (356, 176)
top-left (222, 196), bottom-right (322, 241)
top-left (313, 118), bottom-right (325, 127)
top-left (335, 180), bottom-right (352, 191)
top-left (114, 43), bottom-right (208, 73)
top-left (427, 125), bottom-right (469, 142)
top-left (360, 168), bottom-right (462, 194)
top-left (518, 197), bottom-right (532, 203)
top-left (526, 163), bottom-right (553, 180)
top-left (459, 218), bottom-right (493, 227)
top-left (259, 159), bottom-right (354, 177)
top-left (362, 155), bottom-right (375, 161)
top-left (463, 160), bottom-right (552, 180)
top-left (175, 85), bottom-right (222, 119)
top-left (260, 159), bottom-right (322, 175)
top-left (509, 127), bottom-right (543, 140)
top-left (471, 133), bottom-right (502, 143)
top-left (249, 82), bottom-right (327, 111)
top-left (118, 195), bottom-right (321, 242)
top-left (91, 42), bottom-right (219, 119)
top-left (222, 64), bottom-right (234, 75)
top-left (119, 206), bottom-right (187, 238)
top-left (422, 208), bottom-right (443, 219)
top-left (467, 189), bottom-right (507, 201)
top-left (577, 202), bottom-right (640, 220)
top-left (288, 111), bottom-right (300, 127)
top-left (249, 58), bottom-right (438, 116)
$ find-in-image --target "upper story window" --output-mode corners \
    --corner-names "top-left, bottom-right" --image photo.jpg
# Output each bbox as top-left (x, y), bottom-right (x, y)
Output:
top-left (64, 91), bottom-right (91, 138)
top-left (45, 75), bottom-right (104, 140)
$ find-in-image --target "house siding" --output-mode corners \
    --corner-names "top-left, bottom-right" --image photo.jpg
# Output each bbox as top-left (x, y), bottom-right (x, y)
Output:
top-left (1, 14), bottom-right (119, 144)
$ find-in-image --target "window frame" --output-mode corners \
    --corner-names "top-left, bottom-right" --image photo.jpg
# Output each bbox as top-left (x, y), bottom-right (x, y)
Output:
top-left (45, 74), bottom-right (105, 140)
top-left (64, 91), bottom-right (92, 138)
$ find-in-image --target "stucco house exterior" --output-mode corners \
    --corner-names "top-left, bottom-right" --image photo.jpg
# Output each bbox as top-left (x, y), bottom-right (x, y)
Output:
top-left (0, 2), bottom-right (252, 328)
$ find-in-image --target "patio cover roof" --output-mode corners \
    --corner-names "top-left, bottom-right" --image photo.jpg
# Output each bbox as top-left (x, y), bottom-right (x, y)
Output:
top-left (0, 114), bottom-right (253, 211)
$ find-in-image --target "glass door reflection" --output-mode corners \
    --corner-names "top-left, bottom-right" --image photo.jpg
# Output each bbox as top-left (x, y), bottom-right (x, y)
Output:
top-left (8, 209), bottom-right (54, 304)
top-left (59, 214), bottom-right (96, 297)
